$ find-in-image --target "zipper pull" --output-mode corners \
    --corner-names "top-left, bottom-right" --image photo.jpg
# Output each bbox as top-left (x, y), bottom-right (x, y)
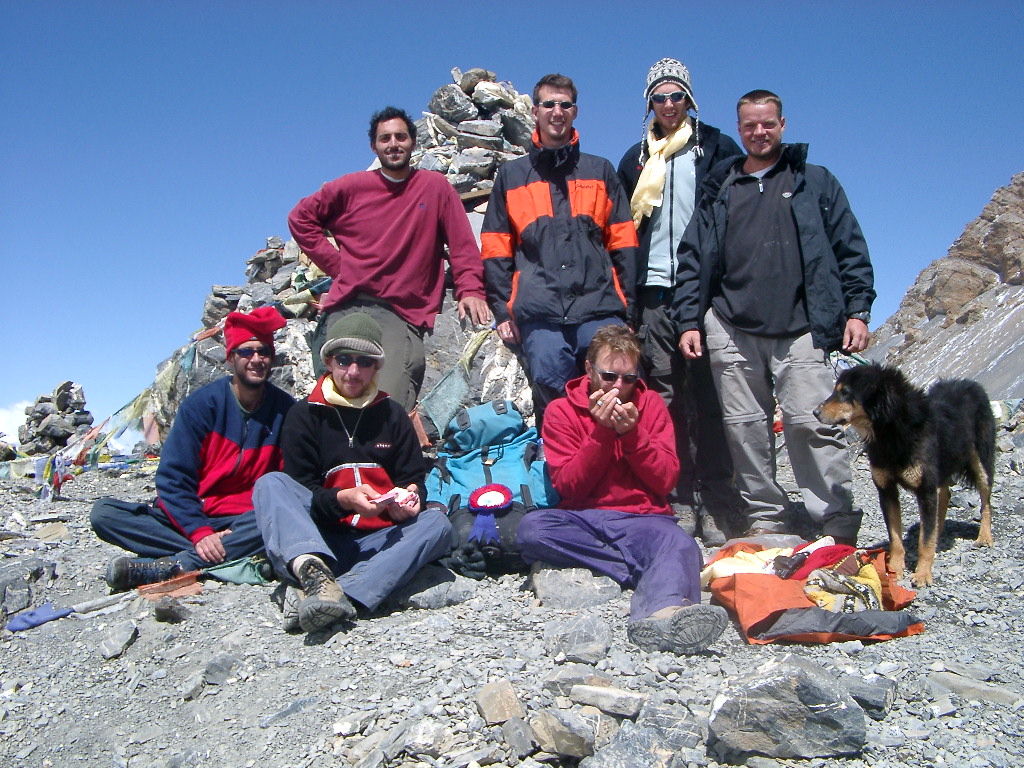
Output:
top-left (758, 178), bottom-right (764, 193)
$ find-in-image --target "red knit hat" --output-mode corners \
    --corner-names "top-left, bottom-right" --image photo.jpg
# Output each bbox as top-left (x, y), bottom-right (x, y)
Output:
top-left (223, 306), bottom-right (287, 354)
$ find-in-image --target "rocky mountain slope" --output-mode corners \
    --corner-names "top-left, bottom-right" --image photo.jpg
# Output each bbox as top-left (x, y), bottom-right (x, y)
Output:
top-left (868, 172), bottom-right (1024, 398)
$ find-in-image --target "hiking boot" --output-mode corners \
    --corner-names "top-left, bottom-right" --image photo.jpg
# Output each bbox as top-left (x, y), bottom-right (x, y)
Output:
top-left (627, 604), bottom-right (729, 655)
top-left (670, 503), bottom-right (698, 536)
top-left (274, 584), bottom-right (304, 633)
top-left (294, 556), bottom-right (356, 632)
top-left (105, 556), bottom-right (183, 592)
top-left (698, 512), bottom-right (727, 548)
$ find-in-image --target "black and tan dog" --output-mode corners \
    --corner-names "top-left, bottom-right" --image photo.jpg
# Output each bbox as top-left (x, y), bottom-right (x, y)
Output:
top-left (814, 364), bottom-right (996, 586)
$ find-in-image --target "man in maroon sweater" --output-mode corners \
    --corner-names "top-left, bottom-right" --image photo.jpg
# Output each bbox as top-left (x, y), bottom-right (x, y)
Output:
top-left (289, 106), bottom-right (491, 411)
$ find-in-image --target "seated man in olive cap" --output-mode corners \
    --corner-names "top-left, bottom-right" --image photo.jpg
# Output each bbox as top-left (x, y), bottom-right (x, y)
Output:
top-left (91, 306), bottom-right (295, 590)
top-left (254, 313), bottom-right (451, 633)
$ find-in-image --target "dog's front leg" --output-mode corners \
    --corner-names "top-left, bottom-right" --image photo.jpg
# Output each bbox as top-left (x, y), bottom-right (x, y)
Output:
top-left (875, 479), bottom-right (905, 578)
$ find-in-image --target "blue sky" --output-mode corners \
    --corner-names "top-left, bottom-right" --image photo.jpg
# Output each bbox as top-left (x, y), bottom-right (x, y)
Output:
top-left (2, 1), bottom-right (1022, 440)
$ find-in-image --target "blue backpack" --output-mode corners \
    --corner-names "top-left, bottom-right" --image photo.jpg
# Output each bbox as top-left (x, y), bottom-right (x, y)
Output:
top-left (424, 400), bottom-right (558, 512)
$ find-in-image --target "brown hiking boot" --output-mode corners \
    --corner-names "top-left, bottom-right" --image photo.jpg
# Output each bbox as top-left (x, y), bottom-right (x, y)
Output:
top-left (294, 556), bottom-right (356, 632)
top-left (627, 604), bottom-right (729, 655)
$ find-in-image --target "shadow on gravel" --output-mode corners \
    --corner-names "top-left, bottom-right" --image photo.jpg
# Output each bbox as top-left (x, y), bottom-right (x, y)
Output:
top-left (898, 518), bottom-right (990, 561)
top-left (302, 620), bottom-right (353, 646)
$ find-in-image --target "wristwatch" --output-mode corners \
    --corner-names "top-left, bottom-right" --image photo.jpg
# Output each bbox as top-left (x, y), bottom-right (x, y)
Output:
top-left (848, 311), bottom-right (871, 323)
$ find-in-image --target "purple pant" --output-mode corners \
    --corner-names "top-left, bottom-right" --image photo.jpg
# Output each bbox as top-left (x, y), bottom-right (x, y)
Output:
top-left (517, 508), bottom-right (703, 620)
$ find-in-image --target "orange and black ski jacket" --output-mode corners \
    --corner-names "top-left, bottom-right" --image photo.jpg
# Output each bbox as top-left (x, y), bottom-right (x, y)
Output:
top-left (481, 130), bottom-right (638, 327)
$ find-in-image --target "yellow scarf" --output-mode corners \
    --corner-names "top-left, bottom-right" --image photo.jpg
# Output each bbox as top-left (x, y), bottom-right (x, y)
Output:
top-left (630, 117), bottom-right (693, 226)
top-left (321, 375), bottom-right (379, 409)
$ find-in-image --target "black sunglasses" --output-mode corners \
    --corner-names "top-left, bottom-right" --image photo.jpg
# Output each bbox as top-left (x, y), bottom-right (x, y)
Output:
top-left (233, 346), bottom-right (274, 359)
top-left (594, 367), bottom-right (639, 384)
top-left (538, 100), bottom-right (575, 110)
top-left (650, 91), bottom-right (687, 105)
top-left (334, 353), bottom-right (377, 369)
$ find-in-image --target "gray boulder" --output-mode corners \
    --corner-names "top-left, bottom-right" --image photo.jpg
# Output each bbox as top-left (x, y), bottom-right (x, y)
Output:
top-left (708, 654), bottom-right (866, 760)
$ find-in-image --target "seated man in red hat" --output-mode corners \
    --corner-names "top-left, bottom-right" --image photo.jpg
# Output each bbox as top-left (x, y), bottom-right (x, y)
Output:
top-left (517, 324), bottom-right (728, 655)
top-left (91, 306), bottom-right (296, 590)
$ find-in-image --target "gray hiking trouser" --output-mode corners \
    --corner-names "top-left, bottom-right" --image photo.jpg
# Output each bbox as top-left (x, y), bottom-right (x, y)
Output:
top-left (253, 472), bottom-right (452, 611)
top-left (702, 308), bottom-right (860, 540)
top-left (637, 289), bottom-right (736, 513)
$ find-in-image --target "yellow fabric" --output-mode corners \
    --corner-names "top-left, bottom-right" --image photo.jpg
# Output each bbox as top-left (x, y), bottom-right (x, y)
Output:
top-left (629, 117), bottom-right (694, 226)
top-left (321, 376), bottom-right (379, 409)
top-left (804, 563), bottom-right (883, 612)
top-left (699, 547), bottom-right (793, 586)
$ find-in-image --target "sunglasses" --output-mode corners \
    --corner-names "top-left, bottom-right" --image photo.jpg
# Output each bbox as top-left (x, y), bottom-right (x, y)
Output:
top-left (594, 367), bottom-right (639, 384)
top-left (333, 353), bottom-right (377, 369)
top-left (651, 91), bottom-right (688, 105)
top-left (538, 100), bottom-right (575, 110)
top-left (233, 346), bottom-right (274, 359)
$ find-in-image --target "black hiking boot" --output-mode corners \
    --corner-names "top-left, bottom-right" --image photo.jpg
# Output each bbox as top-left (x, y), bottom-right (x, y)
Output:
top-left (105, 556), bottom-right (183, 592)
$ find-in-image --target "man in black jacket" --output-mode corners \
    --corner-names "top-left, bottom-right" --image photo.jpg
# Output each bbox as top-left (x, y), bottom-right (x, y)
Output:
top-left (253, 313), bottom-right (451, 633)
top-left (482, 73), bottom-right (638, 427)
top-left (674, 89), bottom-right (874, 546)
top-left (617, 58), bottom-right (743, 545)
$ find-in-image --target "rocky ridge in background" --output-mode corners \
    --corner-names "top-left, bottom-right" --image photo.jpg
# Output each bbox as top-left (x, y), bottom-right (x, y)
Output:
top-left (867, 171), bottom-right (1024, 397)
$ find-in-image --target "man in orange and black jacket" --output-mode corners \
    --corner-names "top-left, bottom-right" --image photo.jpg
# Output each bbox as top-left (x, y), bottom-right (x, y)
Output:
top-left (481, 73), bottom-right (638, 426)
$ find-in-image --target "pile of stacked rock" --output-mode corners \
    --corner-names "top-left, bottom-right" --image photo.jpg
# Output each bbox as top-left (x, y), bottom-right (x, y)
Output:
top-left (413, 67), bottom-right (535, 198)
top-left (19, 382), bottom-right (94, 455)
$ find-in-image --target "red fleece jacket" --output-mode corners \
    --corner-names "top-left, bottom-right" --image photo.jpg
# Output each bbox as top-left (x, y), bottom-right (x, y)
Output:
top-left (542, 375), bottom-right (678, 515)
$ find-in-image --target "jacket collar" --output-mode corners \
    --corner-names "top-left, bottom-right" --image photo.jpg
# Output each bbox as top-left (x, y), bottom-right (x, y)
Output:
top-left (307, 375), bottom-right (389, 409)
top-left (529, 129), bottom-right (580, 175)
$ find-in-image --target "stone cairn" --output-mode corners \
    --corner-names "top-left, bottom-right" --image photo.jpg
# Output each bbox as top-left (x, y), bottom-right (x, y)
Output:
top-left (18, 382), bottom-right (94, 455)
top-left (413, 66), bottom-right (535, 199)
top-left (146, 67), bottom-right (536, 441)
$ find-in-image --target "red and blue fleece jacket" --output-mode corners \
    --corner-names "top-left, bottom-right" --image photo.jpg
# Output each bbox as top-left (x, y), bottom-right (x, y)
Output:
top-left (156, 376), bottom-right (295, 543)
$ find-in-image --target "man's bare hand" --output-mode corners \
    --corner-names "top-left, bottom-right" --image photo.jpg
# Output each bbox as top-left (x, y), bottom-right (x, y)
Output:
top-left (497, 319), bottom-right (520, 345)
top-left (458, 296), bottom-right (492, 326)
top-left (195, 529), bottom-right (231, 564)
top-left (387, 485), bottom-right (422, 522)
top-left (337, 485), bottom-right (387, 517)
top-left (842, 319), bottom-right (869, 354)
top-left (589, 387), bottom-right (620, 430)
top-left (611, 401), bottom-right (639, 435)
top-left (678, 330), bottom-right (702, 359)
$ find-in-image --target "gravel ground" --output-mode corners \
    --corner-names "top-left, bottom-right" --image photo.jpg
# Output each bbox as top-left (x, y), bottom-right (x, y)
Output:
top-left (2, 438), bottom-right (1023, 768)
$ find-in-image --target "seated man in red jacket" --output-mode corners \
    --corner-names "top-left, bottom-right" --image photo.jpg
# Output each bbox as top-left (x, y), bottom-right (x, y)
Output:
top-left (91, 307), bottom-right (295, 590)
top-left (517, 325), bottom-right (728, 654)
top-left (253, 313), bottom-right (451, 633)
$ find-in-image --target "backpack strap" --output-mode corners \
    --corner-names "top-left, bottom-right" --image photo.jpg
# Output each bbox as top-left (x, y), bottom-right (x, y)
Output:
top-left (522, 440), bottom-right (538, 468)
top-left (520, 483), bottom-right (537, 511)
top-left (480, 445), bottom-right (494, 485)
